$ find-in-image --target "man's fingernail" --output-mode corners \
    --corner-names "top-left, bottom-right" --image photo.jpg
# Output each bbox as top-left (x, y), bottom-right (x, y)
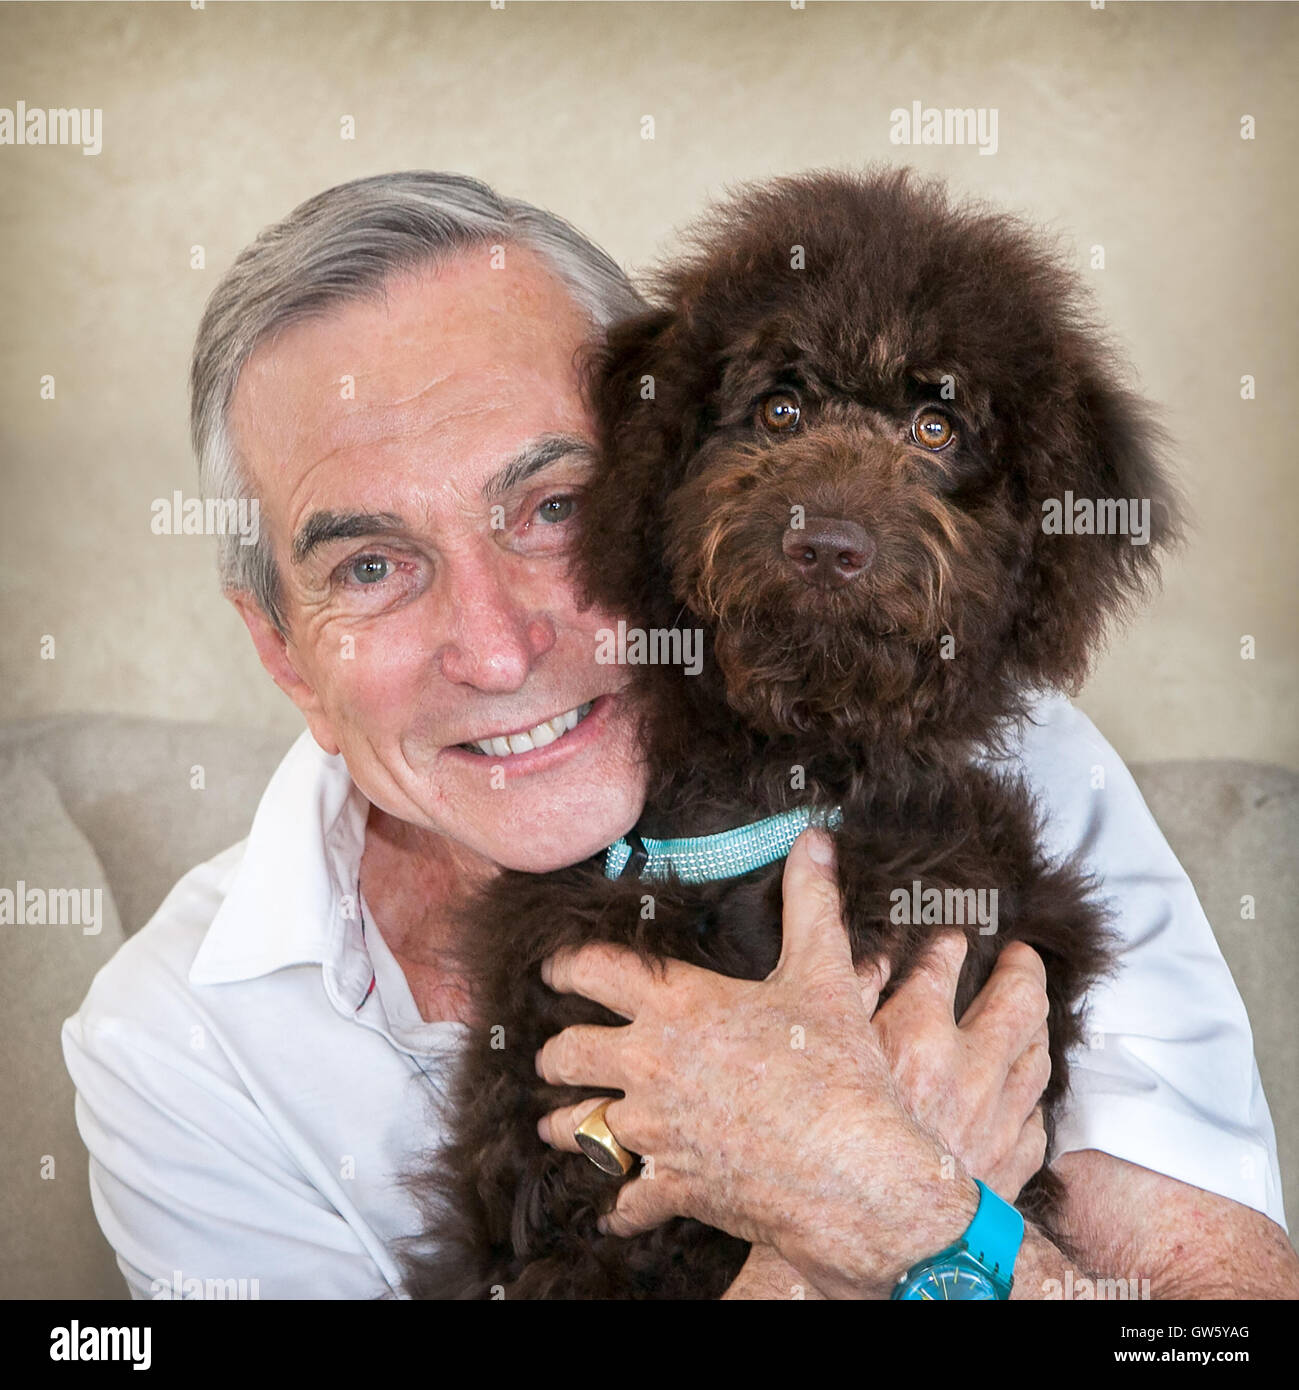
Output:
top-left (537, 1115), bottom-right (551, 1144)
top-left (806, 829), bottom-right (836, 869)
top-left (540, 956), bottom-right (552, 986)
top-left (596, 1216), bottom-right (608, 1235)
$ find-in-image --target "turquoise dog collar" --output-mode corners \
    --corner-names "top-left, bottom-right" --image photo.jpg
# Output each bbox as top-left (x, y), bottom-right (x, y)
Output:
top-left (604, 805), bottom-right (843, 884)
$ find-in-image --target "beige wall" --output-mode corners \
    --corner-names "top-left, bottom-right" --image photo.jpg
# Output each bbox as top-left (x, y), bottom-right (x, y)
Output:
top-left (1, 1), bottom-right (1295, 768)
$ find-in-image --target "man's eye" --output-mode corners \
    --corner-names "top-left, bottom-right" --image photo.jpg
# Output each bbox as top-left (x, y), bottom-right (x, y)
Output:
top-left (536, 495), bottom-right (578, 524)
top-left (348, 555), bottom-right (390, 585)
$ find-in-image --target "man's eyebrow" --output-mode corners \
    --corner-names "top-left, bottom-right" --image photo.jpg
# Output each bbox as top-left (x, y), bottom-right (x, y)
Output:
top-left (290, 435), bottom-right (595, 565)
top-left (481, 433), bottom-right (596, 501)
top-left (291, 511), bottom-right (405, 566)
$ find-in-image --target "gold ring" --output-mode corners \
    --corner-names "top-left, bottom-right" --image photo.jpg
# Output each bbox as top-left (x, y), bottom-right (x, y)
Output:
top-left (573, 1099), bottom-right (636, 1176)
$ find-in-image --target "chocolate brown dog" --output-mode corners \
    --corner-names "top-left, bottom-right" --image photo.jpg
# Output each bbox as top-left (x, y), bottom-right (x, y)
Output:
top-left (398, 168), bottom-right (1181, 1299)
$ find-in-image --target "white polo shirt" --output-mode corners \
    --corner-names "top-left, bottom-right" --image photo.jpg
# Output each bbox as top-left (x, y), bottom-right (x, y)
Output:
top-left (61, 693), bottom-right (1287, 1299)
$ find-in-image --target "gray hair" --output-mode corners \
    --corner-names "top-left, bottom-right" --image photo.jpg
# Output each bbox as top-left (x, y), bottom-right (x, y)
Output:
top-left (190, 171), bottom-right (643, 634)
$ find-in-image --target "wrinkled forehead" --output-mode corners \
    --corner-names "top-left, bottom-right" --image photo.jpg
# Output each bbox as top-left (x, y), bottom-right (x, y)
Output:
top-left (228, 252), bottom-right (598, 498)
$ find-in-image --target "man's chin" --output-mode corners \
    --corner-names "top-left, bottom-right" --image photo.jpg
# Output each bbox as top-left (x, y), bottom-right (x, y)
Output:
top-left (432, 696), bottom-right (647, 872)
top-left (484, 820), bottom-right (638, 875)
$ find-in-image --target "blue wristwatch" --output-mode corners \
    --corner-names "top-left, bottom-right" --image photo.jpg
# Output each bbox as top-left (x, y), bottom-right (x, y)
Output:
top-left (890, 1180), bottom-right (1024, 1301)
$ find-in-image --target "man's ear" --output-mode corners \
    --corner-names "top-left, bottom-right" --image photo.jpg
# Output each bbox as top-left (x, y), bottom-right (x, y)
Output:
top-left (229, 591), bottom-right (341, 756)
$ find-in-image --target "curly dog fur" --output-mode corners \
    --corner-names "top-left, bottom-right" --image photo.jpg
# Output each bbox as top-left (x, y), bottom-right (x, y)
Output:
top-left (396, 167), bottom-right (1182, 1299)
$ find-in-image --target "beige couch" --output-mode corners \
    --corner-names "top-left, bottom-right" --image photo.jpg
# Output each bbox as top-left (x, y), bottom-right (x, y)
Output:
top-left (2, 713), bottom-right (1295, 1298)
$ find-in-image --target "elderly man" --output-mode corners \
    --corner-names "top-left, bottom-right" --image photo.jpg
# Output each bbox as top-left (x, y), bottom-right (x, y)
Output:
top-left (64, 171), bottom-right (1295, 1300)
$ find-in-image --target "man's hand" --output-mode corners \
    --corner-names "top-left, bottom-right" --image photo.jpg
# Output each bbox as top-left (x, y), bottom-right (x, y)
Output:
top-left (719, 931), bottom-right (1051, 1298)
top-left (535, 827), bottom-right (983, 1298)
top-left (871, 931), bottom-right (1050, 1204)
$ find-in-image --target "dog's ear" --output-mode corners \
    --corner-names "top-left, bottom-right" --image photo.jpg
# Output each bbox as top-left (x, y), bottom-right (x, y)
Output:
top-left (574, 305), bottom-right (718, 626)
top-left (1010, 352), bottom-right (1186, 691)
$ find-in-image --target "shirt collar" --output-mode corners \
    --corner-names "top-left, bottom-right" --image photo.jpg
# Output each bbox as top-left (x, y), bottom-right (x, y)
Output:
top-left (189, 730), bottom-right (371, 1004)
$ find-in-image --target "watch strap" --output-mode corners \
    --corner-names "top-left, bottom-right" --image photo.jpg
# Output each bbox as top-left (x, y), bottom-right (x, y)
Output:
top-left (962, 1179), bottom-right (1024, 1287)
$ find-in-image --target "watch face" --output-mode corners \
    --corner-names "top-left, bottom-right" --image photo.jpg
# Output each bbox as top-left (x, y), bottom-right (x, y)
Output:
top-left (894, 1260), bottom-right (1000, 1301)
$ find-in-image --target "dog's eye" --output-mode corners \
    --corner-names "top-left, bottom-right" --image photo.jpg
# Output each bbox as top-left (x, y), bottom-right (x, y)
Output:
top-left (912, 408), bottom-right (955, 451)
top-left (758, 392), bottom-right (801, 433)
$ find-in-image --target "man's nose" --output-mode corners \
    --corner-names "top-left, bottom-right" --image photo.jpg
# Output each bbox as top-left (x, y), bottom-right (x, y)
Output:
top-left (434, 562), bottom-right (556, 691)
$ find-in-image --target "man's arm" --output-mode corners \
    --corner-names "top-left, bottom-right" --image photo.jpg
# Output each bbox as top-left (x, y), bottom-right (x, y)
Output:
top-left (1044, 1150), bottom-right (1299, 1299)
top-left (721, 1158), bottom-right (1299, 1301)
top-left (63, 1008), bottom-right (400, 1299)
top-left (61, 908), bottom-right (407, 1301)
top-left (721, 921), bottom-right (1299, 1299)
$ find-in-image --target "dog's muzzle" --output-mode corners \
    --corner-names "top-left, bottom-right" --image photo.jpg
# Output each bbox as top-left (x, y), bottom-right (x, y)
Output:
top-left (782, 515), bottom-right (875, 589)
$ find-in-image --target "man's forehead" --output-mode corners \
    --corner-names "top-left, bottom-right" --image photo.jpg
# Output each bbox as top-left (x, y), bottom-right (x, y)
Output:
top-left (229, 250), bottom-right (595, 486)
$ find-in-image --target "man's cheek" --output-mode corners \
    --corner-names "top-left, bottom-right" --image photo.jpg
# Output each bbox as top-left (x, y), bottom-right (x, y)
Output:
top-left (346, 664), bottom-right (423, 723)
top-left (310, 646), bottom-right (409, 739)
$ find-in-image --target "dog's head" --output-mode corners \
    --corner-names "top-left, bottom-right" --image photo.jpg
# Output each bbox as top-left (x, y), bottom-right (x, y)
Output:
top-left (577, 168), bottom-right (1183, 755)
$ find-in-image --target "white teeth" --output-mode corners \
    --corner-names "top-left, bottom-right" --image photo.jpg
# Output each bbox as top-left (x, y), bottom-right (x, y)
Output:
top-left (468, 701), bottom-right (594, 757)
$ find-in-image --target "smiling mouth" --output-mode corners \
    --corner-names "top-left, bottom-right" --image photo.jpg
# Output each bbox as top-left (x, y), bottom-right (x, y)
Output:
top-left (456, 701), bottom-right (596, 757)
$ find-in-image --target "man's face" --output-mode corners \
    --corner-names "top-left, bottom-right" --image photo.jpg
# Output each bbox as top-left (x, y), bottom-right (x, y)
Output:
top-left (228, 249), bottom-right (646, 873)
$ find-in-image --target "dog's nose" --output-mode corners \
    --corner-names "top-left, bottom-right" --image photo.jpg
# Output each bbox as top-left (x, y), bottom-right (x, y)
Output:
top-left (781, 516), bottom-right (874, 588)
